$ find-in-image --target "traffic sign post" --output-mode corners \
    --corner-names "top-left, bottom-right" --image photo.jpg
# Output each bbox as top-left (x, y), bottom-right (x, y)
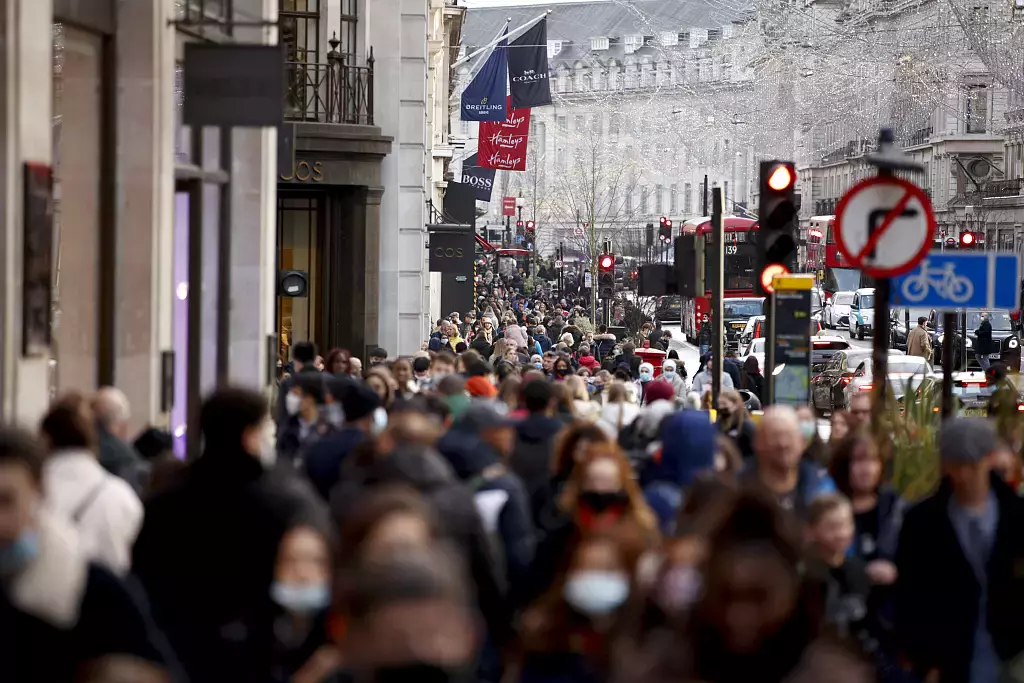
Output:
top-left (890, 251), bottom-right (1022, 310)
top-left (502, 196), bottom-right (516, 217)
top-left (834, 175), bottom-right (936, 278)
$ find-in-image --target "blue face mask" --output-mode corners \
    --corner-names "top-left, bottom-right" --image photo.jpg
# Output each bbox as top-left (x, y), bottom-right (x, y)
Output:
top-left (534, 362), bottom-right (543, 369)
top-left (639, 372), bottom-right (653, 383)
top-left (270, 581), bottom-right (331, 614)
top-left (663, 368), bottom-right (675, 376)
top-left (324, 403), bottom-right (344, 428)
top-left (563, 570), bottom-right (629, 616)
top-left (372, 407), bottom-right (388, 435)
top-left (0, 531), bottom-right (39, 577)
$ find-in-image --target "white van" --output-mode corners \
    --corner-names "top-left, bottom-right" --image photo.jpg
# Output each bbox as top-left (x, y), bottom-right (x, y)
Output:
top-left (847, 287), bottom-right (876, 340)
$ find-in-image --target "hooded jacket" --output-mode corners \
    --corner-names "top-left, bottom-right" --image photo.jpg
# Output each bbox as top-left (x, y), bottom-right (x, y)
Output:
top-left (597, 401), bottom-right (641, 440)
top-left (503, 323), bottom-right (528, 349)
top-left (642, 411), bottom-right (716, 533)
top-left (511, 413), bottom-right (566, 523)
top-left (592, 333), bottom-right (617, 361)
top-left (437, 430), bottom-right (536, 593)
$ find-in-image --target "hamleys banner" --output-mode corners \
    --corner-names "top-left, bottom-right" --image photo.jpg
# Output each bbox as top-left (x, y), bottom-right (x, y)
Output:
top-left (478, 97), bottom-right (531, 171)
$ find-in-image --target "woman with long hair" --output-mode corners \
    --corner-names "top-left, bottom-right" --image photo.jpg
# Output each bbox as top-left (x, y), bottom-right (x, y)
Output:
top-left (716, 390), bottom-right (756, 461)
top-left (490, 338), bottom-right (511, 366)
top-left (740, 356), bottom-right (764, 404)
top-left (515, 527), bottom-right (648, 683)
top-left (597, 383), bottom-right (640, 439)
top-left (324, 348), bottom-right (350, 376)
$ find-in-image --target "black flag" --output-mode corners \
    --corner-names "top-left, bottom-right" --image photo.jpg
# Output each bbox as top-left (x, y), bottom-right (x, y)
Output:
top-left (508, 18), bottom-right (552, 109)
top-left (461, 154), bottom-right (496, 202)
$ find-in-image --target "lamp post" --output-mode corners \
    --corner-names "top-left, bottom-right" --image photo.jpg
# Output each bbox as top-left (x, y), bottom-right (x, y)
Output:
top-left (516, 195), bottom-right (527, 284)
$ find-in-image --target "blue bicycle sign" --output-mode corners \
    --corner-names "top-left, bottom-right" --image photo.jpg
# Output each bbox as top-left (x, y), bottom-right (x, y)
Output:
top-left (890, 251), bottom-right (1021, 311)
top-left (900, 259), bottom-right (974, 304)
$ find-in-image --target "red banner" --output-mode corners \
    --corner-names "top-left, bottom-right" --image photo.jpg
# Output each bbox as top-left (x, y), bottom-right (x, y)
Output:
top-left (479, 97), bottom-right (531, 171)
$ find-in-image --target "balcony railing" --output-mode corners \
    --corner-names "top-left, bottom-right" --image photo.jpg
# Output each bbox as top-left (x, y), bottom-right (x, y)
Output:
top-left (902, 126), bottom-right (932, 147)
top-left (285, 41), bottom-right (374, 126)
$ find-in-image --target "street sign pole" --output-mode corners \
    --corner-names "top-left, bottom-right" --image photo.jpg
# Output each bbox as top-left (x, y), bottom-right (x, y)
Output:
top-left (711, 188), bottom-right (724, 407)
top-left (942, 312), bottom-right (955, 418)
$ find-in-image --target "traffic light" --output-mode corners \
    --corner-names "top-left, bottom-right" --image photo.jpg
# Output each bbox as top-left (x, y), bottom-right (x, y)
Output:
top-left (756, 160), bottom-right (798, 295)
top-left (960, 231), bottom-right (978, 249)
top-left (515, 219), bottom-right (524, 236)
top-left (598, 253), bottom-right (615, 299)
top-left (658, 216), bottom-right (673, 243)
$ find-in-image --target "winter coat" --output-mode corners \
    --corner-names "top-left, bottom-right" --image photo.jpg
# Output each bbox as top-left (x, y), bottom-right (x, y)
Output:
top-left (720, 417), bottom-right (757, 461)
top-left (437, 430), bottom-right (537, 594)
top-left (96, 426), bottom-right (149, 495)
top-left (642, 411), bottom-right (717, 533)
top-left (133, 446), bottom-right (321, 683)
top-left (303, 426), bottom-right (369, 500)
top-left (511, 413), bottom-right (566, 523)
top-left (738, 459), bottom-right (836, 519)
top-left (597, 402), bottom-right (641, 440)
top-left (43, 449), bottom-right (143, 576)
top-left (535, 333), bottom-right (553, 352)
top-left (275, 366), bottom-right (321, 425)
top-left (976, 318), bottom-right (994, 355)
top-left (895, 475), bottom-right (1024, 683)
top-left (592, 333), bottom-right (617, 362)
top-left (741, 371), bottom-right (764, 403)
top-left (504, 324), bottom-right (529, 349)
top-left (907, 325), bottom-right (933, 360)
top-left (723, 357), bottom-right (743, 388)
top-left (4, 511), bottom-right (180, 683)
top-left (691, 369), bottom-right (735, 396)
top-left (661, 371), bottom-right (689, 398)
top-left (330, 445), bottom-right (511, 644)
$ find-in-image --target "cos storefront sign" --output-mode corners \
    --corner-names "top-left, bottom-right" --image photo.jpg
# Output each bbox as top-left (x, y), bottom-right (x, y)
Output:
top-left (429, 230), bottom-right (474, 273)
top-left (280, 160), bottom-right (325, 183)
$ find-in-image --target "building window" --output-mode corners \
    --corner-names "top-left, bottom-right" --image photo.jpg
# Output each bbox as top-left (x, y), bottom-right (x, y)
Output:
top-left (591, 36), bottom-right (609, 51)
top-left (574, 115), bottom-right (585, 132)
top-left (655, 184), bottom-right (663, 214)
top-left (683, 183), bottom-right (692, 213)
top-left (277, 196), bottom-right (323, 353)
top-left (609, 114), bottom-right (620, 144)
top-left (723, 181), bottom-right (729, 203)
top-left (625, 189), bottom-right (633, 212)
top-left (281, 0), bottom-right (322, 65)
top-left (640, 186), bottom-right (649, 213)
top-left (670, 184), bottom-right (678, 212)
top-left (965, 84), bottom-right (988, 134)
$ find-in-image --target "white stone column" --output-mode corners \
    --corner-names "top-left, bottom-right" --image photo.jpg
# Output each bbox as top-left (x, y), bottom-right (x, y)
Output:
top-left (0, 0), bottom-right (55, 425)
top-left (115, 0), bottom-right (175, 433)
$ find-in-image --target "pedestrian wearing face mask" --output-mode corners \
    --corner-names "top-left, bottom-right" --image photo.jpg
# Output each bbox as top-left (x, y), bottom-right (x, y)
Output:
top-left (133, 388), bottom-right (316, 683)
top-left (717, 390), bottom-right (757, 461)
top-left (303, 383), bottom-right (382, 500)
top-left (635, 362), bottom-right (657, 404)
top-left (660, 360), bottom-right (689, 399)
top-left (514, 528), bottom-right (647, 683)
top-left (277, 374), bottom-right (332, 466)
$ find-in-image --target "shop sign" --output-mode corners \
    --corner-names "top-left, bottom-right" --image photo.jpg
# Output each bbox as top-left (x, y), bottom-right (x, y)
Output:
top-left (183, 43), bottom-right (284, 128)
top-left (280, 160), bottom-right (325, 183)
top-left (429, 230), bottom-right (474, 273)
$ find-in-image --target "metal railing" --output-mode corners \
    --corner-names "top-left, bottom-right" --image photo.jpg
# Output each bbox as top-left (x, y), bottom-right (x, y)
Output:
top-left (285, 38), bottom-right (374, 125)
top-left (978, 178), bottom-right (1023, 197)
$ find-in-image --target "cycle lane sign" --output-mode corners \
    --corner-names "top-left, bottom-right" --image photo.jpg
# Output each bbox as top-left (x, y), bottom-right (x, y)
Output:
top-left (834, 176), bottom-right (936, 278)
top-left (890, 251), bottom-right (1021, 310)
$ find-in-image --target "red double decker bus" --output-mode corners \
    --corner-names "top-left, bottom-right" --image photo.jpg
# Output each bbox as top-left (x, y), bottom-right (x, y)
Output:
top-left (809, 215), bottom-right (867, 298)
top-left (676, 216), bottom-right (760, 341)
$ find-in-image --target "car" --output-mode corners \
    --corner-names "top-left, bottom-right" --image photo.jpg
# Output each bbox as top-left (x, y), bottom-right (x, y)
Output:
top-left (825, 291), bottom-right (855, 330)
top-left (811, 347), bottom-right (876, 413)
top-left (888, 307), bottom-right (936, 352)
top-left (739, 315), bottom-right (765, 349)
top-left (723, 298), bottom-right (766, 351)
top-left (932, 309), bottom-right (1022, 372)
top-left (811, 335), bottom-right (852, 370)
top-left (843, 355), bottom-right (936, 408)
top-left (847, 288), bottom-right (876, 340)
top-left (742, 337), bottom-right (766, 371)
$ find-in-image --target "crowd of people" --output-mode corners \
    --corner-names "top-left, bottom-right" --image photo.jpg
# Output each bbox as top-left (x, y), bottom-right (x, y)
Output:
top-left (5, 287), bottom-right (1024, 683)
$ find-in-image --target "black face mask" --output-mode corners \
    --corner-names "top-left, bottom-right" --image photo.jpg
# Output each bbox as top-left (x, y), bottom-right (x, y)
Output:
top-left (556, 367), bottom-right (570, 377)
top-left (579, 490), bottom-right (629, 513)
top-left (373, 662), bottom-right (472, 683)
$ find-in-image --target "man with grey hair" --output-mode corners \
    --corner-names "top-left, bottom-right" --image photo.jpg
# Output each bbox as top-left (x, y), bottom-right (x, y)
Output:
top-left (743, 405), bottom-right (835, 517)
top-left (91, 387), bottom-right (147, 493)
top-left (894, 418), bottom-right (1024, 683)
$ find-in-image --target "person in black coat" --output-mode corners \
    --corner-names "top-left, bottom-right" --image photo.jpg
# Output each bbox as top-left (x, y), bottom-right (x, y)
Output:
top-left (894, 419), bottom-right (1024, 683)
top-left (276, 341), bottom-right (320, 425)
top-left (741, 356), bottom-right (765, 404)
top-left (0, 427), bottom-right (180, 683)
top-left (510, 380), bottom-right (565, 522)
top-left (133, 387), bottom-right (323, 683)
top-left (975, 311), bottom-right (994, 372)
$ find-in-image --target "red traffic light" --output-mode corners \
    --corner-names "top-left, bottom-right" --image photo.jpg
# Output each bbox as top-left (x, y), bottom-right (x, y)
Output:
top-left (767, 165), bottom-right (795, 192)
top-left (759, 263), bottom-right (790, 294)
top-left (599, 254), bottom-right (614, 270)
top-left (525, 220), bottom-right (535, 230)
top-left (960, 231), bottom-right (975, 247)
top-left (665, 218), bottom-right (672, 228)
top-left (516, 220), bottom-right (523, 228)
top-left (659, 216), bottom-right (667, 225)
top-left (631, 270), bottom-right (638, 278)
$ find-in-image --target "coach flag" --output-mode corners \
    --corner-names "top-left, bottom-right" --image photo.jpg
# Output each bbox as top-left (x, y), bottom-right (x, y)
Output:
top-left (461, 29), bottom-right (508, 122)
top-left (508, 17), bottom-right (552, 109)
top-left (461, 154), bottom-right (496, 202)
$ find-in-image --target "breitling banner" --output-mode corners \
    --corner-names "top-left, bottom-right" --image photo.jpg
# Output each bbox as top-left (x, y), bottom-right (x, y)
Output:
top-left (508, 17), bottom-right (552, 109)
top-left (460, 29), bottom-right (508, 122)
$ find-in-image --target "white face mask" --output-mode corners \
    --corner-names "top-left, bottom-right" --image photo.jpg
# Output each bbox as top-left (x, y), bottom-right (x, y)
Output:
top-left (285, 392), bottom-right (302, 416)
top-left (259, 422), bottom-right (277, 468)
top-left (564, 570), bottom-right (630, 616)
top-left (371, 407), bottom-right (388, 435)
